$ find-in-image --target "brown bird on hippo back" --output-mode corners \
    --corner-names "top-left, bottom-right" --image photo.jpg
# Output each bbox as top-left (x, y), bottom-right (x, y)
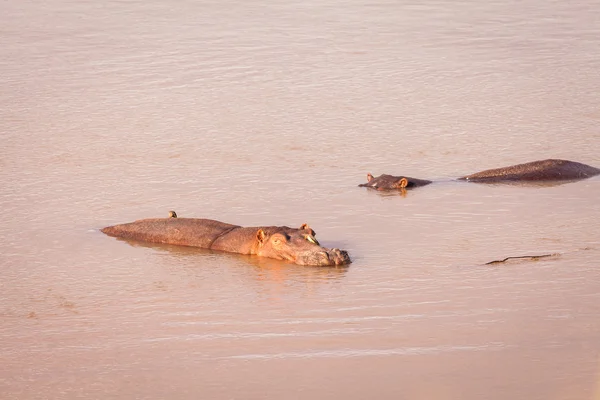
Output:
top-left (359, 159), bottom-right (600, 192)
top-left (101, 213), bottom-right (351, 267)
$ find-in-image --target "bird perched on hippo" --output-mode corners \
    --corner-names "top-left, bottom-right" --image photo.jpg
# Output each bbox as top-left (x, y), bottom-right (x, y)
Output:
top-left (359, 159), bottom-right (600, 191)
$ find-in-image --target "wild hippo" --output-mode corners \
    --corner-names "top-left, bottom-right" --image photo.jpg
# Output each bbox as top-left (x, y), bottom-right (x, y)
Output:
top-left (101, 214), bottom-right (351, 266)
top-left (359, 159), bottom-right (600, 191)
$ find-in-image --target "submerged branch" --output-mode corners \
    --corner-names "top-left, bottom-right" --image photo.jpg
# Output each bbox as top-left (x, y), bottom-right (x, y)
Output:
top-left (485, 253), bottom-right (560, 265)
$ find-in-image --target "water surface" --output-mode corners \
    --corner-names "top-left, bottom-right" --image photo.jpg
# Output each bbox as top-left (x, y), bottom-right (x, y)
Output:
top-left (1, 0), bottom-right (600, 399)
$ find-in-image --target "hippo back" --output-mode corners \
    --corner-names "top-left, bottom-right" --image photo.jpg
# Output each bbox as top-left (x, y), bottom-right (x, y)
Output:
top-left (101, 218), bottom-right (239, 248)
top-left (458, 159), bottom-right (600, 182)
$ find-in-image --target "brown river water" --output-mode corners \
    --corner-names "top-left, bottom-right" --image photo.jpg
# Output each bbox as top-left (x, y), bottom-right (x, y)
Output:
top-left (1, 0), bottom-right (600, 399)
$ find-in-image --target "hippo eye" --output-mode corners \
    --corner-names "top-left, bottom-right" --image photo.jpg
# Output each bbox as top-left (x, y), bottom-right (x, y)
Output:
top-left (274, 234), bottom-right (289, 245)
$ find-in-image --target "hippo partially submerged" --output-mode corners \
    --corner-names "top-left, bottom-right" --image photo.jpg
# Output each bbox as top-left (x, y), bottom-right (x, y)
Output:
top-left (359, 159), bottom-right (600, 191)
top-left (101, 215), bottom-right (351, 266)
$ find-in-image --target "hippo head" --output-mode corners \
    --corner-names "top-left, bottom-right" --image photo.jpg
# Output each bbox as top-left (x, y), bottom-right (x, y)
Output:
top-left (255, 224), bottom-right (351, 266)
top-left (358, 173), bottom-right (432, 191)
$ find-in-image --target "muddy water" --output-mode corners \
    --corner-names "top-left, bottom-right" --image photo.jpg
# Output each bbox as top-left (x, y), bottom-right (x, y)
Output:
top-left (1, 0), bottom-right (600, 399)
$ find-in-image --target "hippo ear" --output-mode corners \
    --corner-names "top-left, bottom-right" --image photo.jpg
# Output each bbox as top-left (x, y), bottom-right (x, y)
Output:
top-left (256, 229), bottom-right (266, 245)
top-left (367, 173), bottom-right (374, 182)
top-left (300, 223), bottom-right (316, 237)
top-left (397, 178), bottom-right (409, 188)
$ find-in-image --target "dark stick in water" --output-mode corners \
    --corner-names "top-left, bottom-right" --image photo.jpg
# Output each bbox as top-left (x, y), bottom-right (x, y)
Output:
top-left (485, 254), bottom-right (559, 265)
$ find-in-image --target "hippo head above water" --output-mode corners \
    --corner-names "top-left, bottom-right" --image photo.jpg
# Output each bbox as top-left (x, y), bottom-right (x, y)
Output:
top-left (358, 173), bottom-right (433, 191)
top-left (253, 224), bottom-right (350, 266)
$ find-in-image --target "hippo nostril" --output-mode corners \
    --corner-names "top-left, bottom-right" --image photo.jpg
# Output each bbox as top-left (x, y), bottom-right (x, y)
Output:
top-left (329, 249), bottom-right (351, 265)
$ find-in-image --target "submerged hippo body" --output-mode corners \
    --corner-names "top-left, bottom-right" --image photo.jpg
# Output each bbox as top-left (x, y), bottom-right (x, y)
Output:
top-left (101, 216), bottom-right (351, 266)
top-left (359, 159), bottom-right (600, 191)
top-left (458, 159), bottom-right (600, 182)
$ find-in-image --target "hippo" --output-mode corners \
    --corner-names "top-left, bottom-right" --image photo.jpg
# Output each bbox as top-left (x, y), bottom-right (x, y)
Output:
top-left (101, 214), bottom-right (351, 266)
top-left (359, 159), bottom-right (600, 191)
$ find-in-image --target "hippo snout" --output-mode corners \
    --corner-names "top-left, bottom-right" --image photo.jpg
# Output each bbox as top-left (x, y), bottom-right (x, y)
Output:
top-left (330, 248), bottom-right (351, 265)
top-left (296, 248), bottom-right (351, 266)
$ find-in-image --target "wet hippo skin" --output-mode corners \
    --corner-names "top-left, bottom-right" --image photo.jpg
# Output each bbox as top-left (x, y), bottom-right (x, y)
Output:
top-left (102, 216), bottom-right (351, 266)
top-left (359, 159), bottom-right (600, 191)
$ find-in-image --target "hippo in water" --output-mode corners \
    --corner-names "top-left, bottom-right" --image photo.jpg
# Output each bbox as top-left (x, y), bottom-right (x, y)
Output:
top-left (359, 159), bottom-right (600, 191)
top-left (101, 214), bottom-right (351, 266)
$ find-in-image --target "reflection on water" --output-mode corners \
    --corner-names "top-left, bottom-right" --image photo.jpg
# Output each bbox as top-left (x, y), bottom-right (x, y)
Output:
top-left (2, 0), bottom-right (600, 398)
top-left (468, 179), bottom-right (598, 188)
top-left (247, 257), bottom-right (350, 294)
top-left (118, 235), bottom-right (349, 282)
